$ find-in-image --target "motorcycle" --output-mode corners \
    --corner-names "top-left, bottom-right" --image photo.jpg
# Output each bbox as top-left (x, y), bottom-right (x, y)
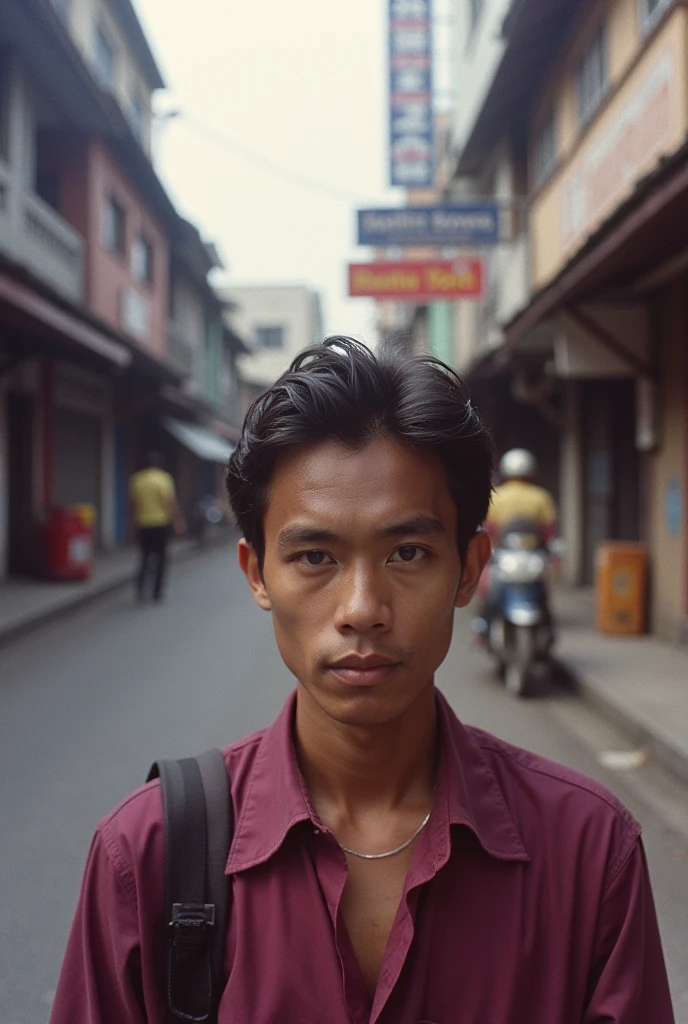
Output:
top-left (472, 522), bottom-right (557, 697)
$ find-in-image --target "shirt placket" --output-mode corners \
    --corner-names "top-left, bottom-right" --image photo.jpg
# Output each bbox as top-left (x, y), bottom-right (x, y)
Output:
top-left (371, 806), bottom-right (453, 1024)
top-left (312, 828), bottom-right (373, 1024)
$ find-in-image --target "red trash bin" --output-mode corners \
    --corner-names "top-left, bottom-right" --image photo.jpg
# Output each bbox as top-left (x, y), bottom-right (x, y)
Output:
top-left (44, 506), bottom-right (94, 580)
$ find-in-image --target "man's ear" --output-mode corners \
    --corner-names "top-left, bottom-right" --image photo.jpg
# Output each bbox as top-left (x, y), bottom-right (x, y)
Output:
top-left (454, 530), bottom-right (492, 609)
top-left (237, 538), bottom-right (272, 611)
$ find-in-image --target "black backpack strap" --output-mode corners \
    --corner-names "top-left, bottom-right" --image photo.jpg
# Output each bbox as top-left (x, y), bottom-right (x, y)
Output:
top-left (194, 749), bottom-right (232, 995)
top-left (147, 751), bottom-right (232, 1023)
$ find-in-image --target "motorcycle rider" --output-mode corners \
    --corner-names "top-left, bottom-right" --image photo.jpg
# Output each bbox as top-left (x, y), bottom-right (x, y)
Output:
top-left (475, 448), bottom-right (558, 640)
top-left (487, 448), bottom-right (558, 547)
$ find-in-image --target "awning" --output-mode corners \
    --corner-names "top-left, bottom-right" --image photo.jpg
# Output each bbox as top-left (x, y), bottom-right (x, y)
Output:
top-left (163, 417), bottom-right (235, 463)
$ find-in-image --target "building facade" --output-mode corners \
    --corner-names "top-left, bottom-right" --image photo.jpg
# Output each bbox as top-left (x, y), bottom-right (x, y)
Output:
top-left (0, 0), bottom-right (243, 579)
top-left (449, 0), bottom-right (688, 641)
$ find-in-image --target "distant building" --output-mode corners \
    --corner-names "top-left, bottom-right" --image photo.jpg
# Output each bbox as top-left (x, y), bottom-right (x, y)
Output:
top-left (225, 285), bottom-right (323, 405)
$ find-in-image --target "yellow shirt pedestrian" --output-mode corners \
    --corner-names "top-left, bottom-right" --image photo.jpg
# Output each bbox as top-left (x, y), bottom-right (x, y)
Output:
top-left (129, 467), bottom-right (176, 529)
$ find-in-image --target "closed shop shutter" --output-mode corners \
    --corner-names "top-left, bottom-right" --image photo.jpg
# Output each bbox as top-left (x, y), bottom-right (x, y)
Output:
top-left (54, 408), bottom-right (102, 544)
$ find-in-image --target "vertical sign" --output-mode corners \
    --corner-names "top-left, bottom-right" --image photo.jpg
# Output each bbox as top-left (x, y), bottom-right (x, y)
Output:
top-left (389, 0), bottom-right (434, 188)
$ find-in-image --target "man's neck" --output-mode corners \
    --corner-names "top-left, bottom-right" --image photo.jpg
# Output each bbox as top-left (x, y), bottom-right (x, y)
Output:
top-left (293, 683), bottom-right (438, 818)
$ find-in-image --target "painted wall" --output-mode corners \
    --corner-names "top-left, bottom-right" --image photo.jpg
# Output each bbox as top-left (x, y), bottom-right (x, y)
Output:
top-left (648, 276), bottom-right (687, 640)
top-left (529, 3), bottom-right (688, 289)
top-left (85, 140), bottom-right (168, 357)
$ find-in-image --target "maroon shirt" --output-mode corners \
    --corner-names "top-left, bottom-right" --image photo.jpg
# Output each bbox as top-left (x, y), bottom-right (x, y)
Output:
top-left (51, 690), bottom-right (674, 1024)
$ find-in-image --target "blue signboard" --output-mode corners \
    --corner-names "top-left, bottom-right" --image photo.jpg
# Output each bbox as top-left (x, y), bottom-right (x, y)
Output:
top-left (357, 204), bottom-right (501, 246)
top-left (389, 0), bottom-right (434, 188)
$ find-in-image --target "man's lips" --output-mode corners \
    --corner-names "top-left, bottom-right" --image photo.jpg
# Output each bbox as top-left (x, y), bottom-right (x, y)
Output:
top-left (327, 655), bottom-right (402, 687)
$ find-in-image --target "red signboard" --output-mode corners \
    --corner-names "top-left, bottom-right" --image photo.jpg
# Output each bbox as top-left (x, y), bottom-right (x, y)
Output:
top-left (348, 259), bottom-right (483, 300)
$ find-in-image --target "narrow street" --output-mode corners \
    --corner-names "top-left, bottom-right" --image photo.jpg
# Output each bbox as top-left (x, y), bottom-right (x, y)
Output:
top-left (1, 543), bottom-right (687, 1023)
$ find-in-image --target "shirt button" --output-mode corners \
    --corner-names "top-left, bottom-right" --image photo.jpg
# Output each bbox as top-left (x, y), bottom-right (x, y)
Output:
top-left (313, 828), bottom-right (320, 835)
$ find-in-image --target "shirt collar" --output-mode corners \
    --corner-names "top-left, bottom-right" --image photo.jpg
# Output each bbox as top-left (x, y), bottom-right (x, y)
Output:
top-left (226, 692), bottom-right (311, 874)
top-left (226, 688), bottom-right (529, 875)
top-left (434, 688), bottom-right (529, 862)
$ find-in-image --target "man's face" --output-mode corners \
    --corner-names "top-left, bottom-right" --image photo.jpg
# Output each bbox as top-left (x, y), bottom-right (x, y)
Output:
top-left (239, 437), bottom-right (489, 728)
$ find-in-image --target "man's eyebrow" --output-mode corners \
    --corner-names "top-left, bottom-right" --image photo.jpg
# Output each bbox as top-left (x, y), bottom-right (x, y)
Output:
top-left (374, 515), bottom-right (447, 540)
top-left (276, 515), bottom-right (447, 551)
top-left (276, 526), bottom-right (339, 550)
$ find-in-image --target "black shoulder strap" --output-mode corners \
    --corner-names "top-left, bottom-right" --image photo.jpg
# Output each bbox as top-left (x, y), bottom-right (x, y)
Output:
top-left (147, 750), bottom-right (232, 1023)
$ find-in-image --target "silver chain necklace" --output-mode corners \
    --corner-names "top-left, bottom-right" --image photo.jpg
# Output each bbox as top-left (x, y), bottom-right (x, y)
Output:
top-left (338, 810), bottom-right (432, 860)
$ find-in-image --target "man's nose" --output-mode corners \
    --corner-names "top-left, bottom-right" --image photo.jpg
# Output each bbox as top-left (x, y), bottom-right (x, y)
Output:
top-left (333, 563), bottom-right (392, 633)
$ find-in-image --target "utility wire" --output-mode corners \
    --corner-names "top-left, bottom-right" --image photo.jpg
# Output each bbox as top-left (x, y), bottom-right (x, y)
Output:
top-left (180, 113), bottom-right (379, 205)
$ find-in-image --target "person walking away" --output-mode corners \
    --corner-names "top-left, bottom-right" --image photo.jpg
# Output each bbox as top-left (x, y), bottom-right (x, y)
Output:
top-left (129, 452), bottom-right (184, 602)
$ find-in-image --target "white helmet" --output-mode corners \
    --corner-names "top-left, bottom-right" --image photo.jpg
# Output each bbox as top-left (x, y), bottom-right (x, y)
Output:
top-left (499, 448), bottom-right (537, 481)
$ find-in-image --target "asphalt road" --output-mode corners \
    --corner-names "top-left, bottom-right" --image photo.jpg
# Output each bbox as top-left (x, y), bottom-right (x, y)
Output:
top-left (1, 541), bottom-right (687, 1023)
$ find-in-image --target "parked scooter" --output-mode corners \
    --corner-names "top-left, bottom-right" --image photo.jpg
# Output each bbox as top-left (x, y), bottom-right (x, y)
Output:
top-left (473, 520), bottom-right (556, 696)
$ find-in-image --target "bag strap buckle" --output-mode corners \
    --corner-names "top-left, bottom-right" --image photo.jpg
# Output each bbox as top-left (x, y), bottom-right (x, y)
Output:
top-left (169, 903), bottom-right (216, 950)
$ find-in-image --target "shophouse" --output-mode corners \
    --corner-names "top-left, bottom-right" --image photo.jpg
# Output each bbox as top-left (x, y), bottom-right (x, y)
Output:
top-left (450, 0), bottom-right (688, 641)
top-left (0, 0), bottom-right (240, 577)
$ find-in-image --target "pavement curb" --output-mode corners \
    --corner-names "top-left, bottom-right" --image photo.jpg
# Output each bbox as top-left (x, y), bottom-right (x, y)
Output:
top-left (565, 662), bottom-right (688, 789)
top-left (0, 534), bottom-right (234, 650)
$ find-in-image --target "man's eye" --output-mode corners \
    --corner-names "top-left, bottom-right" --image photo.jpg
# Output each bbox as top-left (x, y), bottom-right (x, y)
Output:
top-left (390, 545), bottom-right (425, 563)
top-left (299, 550), bottom-right (331, 567)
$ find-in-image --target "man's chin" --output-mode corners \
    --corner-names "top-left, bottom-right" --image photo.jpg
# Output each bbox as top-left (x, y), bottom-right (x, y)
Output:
top-left (299, 680), bottom-right (423, 730)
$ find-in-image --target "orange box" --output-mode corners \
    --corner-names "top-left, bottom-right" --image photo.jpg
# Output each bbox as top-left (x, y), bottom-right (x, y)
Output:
top-left (595, 542), bottom-right (648, 635)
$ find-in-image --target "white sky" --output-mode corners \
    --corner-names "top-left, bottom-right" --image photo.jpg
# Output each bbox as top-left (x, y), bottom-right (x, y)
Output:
top-left (132, 0), bottom-right (411, 341)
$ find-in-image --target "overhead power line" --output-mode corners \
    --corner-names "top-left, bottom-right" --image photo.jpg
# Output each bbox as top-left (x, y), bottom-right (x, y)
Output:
top-left (179, 113), bottom-right (377, 205)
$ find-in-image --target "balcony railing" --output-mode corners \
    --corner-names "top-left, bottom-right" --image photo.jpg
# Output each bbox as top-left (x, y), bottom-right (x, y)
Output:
top-left (22, 192), bottom-right (85, 303)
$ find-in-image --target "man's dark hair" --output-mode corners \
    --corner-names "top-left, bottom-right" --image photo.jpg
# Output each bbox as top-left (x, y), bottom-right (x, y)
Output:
top-left (226, 337), bottom-right (493, 565)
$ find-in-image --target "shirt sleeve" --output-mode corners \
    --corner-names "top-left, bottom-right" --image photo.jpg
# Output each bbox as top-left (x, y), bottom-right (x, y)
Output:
top-left (582, 838), bottom-right (675, 1023)
top-left (50, 830), bottom-right (148, 1024)
top-left (539, 490), bottom-right (558, 527)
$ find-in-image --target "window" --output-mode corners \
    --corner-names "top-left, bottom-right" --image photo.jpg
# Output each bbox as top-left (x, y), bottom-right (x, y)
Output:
top-left (103, 196), bottom-right (125, 255)
top-left (94, 23), bottom-right (115, 91)
top-left (638, 0), bottom-right (672, 31)
top-left (131, 233), bottom-right (154, 285)
top-left (254, 326), bottom-right (285, 350)
top-left (533, 109), bottom-right (557, 188)
top-left (576, 21), bottom-right (608, 125)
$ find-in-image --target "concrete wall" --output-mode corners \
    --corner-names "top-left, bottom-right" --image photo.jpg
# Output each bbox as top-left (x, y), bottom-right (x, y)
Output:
top-left (648, 276), bottom-right (688, 640)
top-left (67, 0), bottom-right (154, 151)
top-left (529, 2), bottom-right (688, 289)
top-left (451, 0), bottom-right (514, 154)
top-left (230, 286), bottom-right (324, 389)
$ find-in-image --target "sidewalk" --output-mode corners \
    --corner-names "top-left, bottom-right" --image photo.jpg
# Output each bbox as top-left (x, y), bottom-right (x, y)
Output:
top-left (554, 586), bottom-right (688, 786)
top-left (0, 533), bottom-right (230, 647)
